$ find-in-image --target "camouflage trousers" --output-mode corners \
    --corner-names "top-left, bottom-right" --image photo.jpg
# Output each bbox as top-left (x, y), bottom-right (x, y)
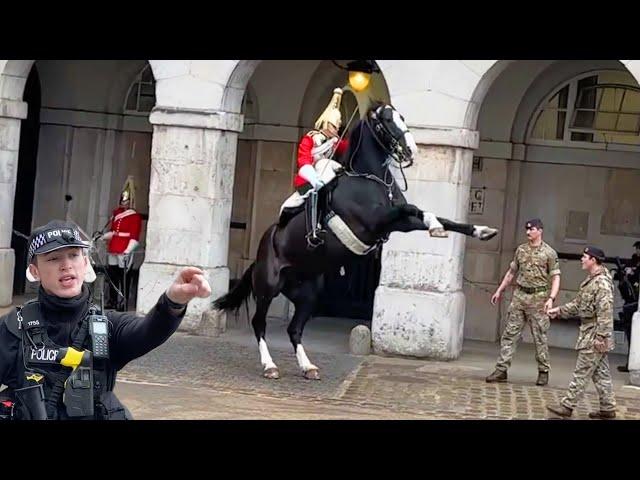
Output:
top-left (496, 290), bottom-right (550, 373)
top-left (561, 349), bottom-right (616, 411)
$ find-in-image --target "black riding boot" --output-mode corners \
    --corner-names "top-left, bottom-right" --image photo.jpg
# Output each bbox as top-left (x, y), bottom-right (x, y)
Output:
top-left (305, 195), bottom-right (324, 249)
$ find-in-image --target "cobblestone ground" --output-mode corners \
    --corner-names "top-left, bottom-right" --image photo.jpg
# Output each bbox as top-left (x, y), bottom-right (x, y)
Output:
top-left (6, 303), bottom-right (638, 420)
top-left (339, 359), bottom-right (640, 420)
top-left (116, 332), bottom-right (640, 420)
top-left (118, 332), bottom-right (364, 400)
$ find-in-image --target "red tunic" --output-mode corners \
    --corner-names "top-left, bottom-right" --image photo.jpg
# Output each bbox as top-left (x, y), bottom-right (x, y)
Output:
top-left (107, 207), bottom-right (142, 254)
top-left (293, 133), bottom-right (348, 188)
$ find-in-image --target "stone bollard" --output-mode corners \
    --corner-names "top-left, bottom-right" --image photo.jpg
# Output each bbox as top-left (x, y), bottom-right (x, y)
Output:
top-left (350, 325), bottom-right (371, 355)
top-left (629, 311), bottom-right (640, 386)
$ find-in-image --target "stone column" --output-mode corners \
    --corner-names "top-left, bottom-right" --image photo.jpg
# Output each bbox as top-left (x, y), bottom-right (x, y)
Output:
top-left (0, 99), bottom-right (28, 306)
top-left (137, 107), bottom-right (243, 330)
top-left (372, 127), bottom-right (478, 359)
top-left (629, 306), bottom-right (640, 386)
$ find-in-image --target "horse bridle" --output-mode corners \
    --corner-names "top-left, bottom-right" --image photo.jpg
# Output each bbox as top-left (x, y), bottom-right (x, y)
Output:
top-left (365, 106), bottom-right (414, 169)
top-left (344, 105), bottom-right (414, 200)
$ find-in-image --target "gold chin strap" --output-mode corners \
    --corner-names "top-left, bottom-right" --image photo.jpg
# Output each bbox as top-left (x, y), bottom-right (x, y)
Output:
top-left (314, 88), bottom-right (344, 131)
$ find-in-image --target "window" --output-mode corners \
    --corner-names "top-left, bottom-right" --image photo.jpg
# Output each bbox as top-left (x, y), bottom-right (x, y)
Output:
top-left (530, 70), bottom-right (640, 146)
top-left (571, 82), bottom-right (640, 138)
top-left (124, 64), bottom-right (156, 115)
top-left (531, 85), bottom-right (569, 140)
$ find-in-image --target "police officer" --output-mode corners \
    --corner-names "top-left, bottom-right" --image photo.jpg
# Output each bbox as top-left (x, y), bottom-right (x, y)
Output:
top-left (546, 246), bottom-right (616, 419)
top-left (0, 220), bottom-right (211, 420)
top-left (486, 218), bottom-right (561, 386)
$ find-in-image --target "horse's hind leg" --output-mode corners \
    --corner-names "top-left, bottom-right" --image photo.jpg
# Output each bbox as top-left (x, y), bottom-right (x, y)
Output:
top-left (252, 296), bottom-right (280, 379)
top-left (282, 275), bottom-right (324, 380)
top-left (252, 261), bottom-right (285, 380)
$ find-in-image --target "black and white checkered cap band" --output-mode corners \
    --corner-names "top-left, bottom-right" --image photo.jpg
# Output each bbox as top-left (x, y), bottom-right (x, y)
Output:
top-left (27, 228), bottom-right (84, 264)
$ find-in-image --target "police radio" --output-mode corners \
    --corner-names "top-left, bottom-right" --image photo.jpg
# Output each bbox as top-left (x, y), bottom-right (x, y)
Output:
top-left (88, 314), bottom-right (109, 359)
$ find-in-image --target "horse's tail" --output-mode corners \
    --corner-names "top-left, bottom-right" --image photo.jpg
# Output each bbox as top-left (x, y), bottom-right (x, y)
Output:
top-left (212, 262), bottom-right (255, 312)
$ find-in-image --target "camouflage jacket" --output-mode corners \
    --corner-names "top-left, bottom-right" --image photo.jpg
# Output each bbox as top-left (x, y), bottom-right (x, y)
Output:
top-left (509, 241), bottom-right (561, 289)
top-left (558, 266), bottom-right (614, 351)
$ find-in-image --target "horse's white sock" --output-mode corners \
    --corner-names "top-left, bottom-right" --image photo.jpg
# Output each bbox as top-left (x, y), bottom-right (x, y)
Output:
top-left (259, 338), bottom-right (277, 370)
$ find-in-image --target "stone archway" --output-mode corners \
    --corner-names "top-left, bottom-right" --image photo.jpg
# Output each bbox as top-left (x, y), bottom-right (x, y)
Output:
top-left (465, 60), bottom-right (640, 371)
top-left (364, 60), bottom-right (640, 360)
top-left (0, 59), bottom-right (157, 306)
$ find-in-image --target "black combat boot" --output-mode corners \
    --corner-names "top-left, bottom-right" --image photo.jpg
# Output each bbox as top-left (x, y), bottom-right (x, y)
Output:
top-left (588, 410), bottom-right (616, 419)
top-left (485, 369), bottom-right (507, 383)
top-left (536, 371), bottom-right (549, 386)
top-left (547, 404), bottom-right (573, 418)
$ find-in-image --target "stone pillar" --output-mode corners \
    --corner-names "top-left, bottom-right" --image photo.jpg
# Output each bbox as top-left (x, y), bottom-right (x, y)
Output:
top-left (372, 127), bottom-right (478, 360)
top-left (0, 99), bottom-right (28, 306)
top-left (137, 107), bottom-right (243, 330)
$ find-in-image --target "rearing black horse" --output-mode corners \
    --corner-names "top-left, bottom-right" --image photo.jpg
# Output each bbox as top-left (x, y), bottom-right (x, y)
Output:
top-left (213, 103), bottom-right (498, 380)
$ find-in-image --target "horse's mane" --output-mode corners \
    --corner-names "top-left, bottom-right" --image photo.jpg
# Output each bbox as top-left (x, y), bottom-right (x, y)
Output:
top-left (368, 100), bottom-right (387, 113)
top-left (337, 101), bottom-right (389, 166)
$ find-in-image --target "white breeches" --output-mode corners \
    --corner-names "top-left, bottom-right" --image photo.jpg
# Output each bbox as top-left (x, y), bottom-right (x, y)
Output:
top-left (279, 159), bottom-right (342, 214)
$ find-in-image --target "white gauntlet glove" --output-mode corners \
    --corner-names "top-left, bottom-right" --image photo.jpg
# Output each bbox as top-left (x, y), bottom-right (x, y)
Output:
top-left (299, 164), bottom-right (324, 190)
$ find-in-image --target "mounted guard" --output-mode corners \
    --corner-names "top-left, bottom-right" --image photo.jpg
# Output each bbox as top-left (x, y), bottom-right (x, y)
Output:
top-left (279, 87), bottom-right (349, 248)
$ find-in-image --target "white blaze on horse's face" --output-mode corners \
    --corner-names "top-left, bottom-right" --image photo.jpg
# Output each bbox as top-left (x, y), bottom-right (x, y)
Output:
top-left (390, 108), bottom-right (418, 158)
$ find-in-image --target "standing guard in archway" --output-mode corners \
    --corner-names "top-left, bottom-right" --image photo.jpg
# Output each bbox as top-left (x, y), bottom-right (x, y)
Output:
top-left (102, 176), bottom-right (142, 311)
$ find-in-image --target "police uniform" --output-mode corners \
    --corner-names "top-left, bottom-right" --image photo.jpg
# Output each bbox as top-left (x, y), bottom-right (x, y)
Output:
top-left (547, 246), bottom-right (617, 418)
top-left (0, 220), bottom-right (186, 420)
top-left (492, 219), bottom-right (560, 380)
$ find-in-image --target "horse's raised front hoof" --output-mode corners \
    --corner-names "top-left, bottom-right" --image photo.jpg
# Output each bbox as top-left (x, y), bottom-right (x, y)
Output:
top-left (475, 226), bottom-right (498, 241)
top-left (303, 368), bottom-right (321, 380)
top-left (263, 367), bottom-right (280, 380)
top-left (429, 228), bottom-right (449, 238)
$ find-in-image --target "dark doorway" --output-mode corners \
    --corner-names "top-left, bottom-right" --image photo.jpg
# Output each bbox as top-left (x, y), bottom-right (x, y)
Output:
top-left (316, 249), bottom-right (382, 322)
top-left (11, 65), bottom-right (41, 295)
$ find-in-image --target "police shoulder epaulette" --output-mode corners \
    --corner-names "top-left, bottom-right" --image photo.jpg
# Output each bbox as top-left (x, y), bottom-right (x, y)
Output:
top-left (7, 300), bottom-right (41, 337)
top-left (2, 308), bottom-right (21, 339)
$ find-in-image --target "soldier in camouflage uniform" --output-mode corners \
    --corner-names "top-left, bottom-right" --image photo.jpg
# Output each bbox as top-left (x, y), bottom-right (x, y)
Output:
top-left (486, 218), bottom-right (561, 386)
top-left (546, 246), bottom-right (617, 419)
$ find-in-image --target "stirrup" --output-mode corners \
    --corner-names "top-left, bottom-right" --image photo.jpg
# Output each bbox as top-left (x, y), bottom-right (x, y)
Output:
top-left (306, 232), bottom-right (324, 249)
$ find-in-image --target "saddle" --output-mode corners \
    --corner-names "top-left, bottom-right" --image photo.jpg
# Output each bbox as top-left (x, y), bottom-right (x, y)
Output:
top-left (278, 175), bottom-right (340, 230)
